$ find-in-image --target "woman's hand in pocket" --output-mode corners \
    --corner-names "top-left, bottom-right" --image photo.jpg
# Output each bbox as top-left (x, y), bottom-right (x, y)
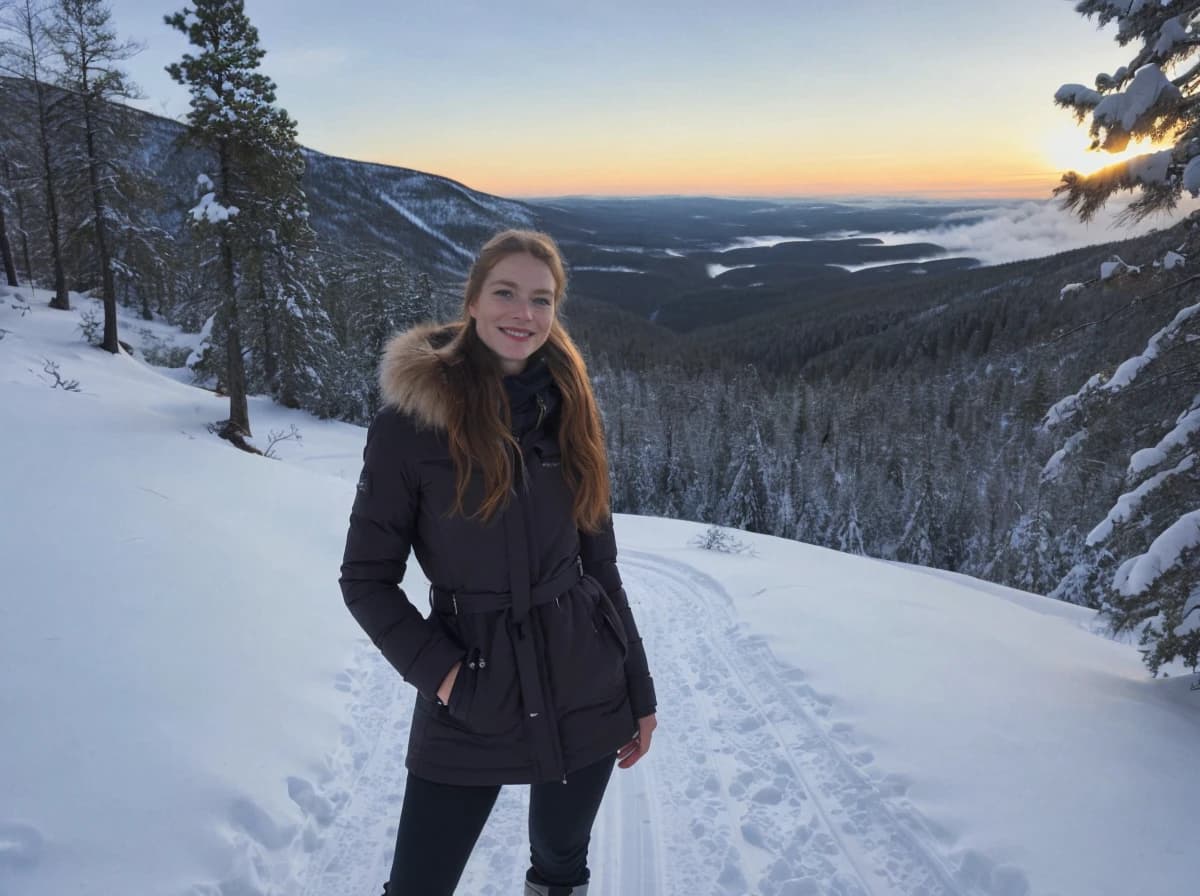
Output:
top-left (437, 661), bottom-right (462, 705)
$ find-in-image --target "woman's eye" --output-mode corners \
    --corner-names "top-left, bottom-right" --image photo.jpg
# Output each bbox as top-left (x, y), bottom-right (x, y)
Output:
top-left (534, 297), bottom-right (552, 307)
top-left (495, 289), bottom-right (513, 299)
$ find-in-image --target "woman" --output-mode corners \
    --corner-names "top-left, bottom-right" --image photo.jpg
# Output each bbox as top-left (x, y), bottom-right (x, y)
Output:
top-left (339, 229), bottom-right (657, 896)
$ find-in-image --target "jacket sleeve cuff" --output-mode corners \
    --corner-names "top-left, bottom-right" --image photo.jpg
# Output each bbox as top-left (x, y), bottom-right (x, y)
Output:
top-left (627, 672), bottom-right (657, 720)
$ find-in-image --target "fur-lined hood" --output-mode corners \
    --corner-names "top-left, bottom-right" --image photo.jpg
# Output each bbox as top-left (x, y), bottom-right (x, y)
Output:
top-left (377, 322), bottom-right (460, 431)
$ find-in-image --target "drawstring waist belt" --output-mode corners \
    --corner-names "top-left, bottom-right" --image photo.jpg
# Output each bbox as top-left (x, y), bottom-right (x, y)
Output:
top-left (428, 554), bottom-right (586, 781)
top-left (428, 555), bottom-right (584, 618)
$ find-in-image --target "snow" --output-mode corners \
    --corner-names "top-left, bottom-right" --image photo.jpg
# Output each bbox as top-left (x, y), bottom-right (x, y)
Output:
top-left (1161, 249), bottom-right (1185, 270)
top-left (1114, 510), bottom-right (1200, 595)
top-left (1040, 427), bottom-right (1087, 481)
top-left (1129, 401), bottom-right (1200, 474)
top-left (1053, 83), bottom-right (1101, 108)
top-left (1047, 302), bottom-right (1200, 432)
top-left (1087, 453), bottom-right (1196, 544)
top-left (1153, 16), bottom-right (1188, 57)
top-left (1125, 148), bottom-right (1173, 186)
top-left (1058, 281), bottom-right (1086, 299)
top-left (706, 263), bottom-right (756, 278)
top-left (714, 235), bottom-right (813, 252)
top-left (1099, 253), bottom-right (1141, 280)
top-left (1179, 587), bottom-right (1200, 637)
top-left (1104, 299), bottom-right (1200, 390)
top-left (1, 288), bottom-right (1198, 896)
top-left (190, 191), bottom-right (239, 224)
top-left (1183, 156), bottom-right (1200, 195)
top-left (831, 254), bottom-right (951, 273)
top-left (1092, 64), bottom-right (1179, 132)
top-left (375, 191), bottom-right (475, 261)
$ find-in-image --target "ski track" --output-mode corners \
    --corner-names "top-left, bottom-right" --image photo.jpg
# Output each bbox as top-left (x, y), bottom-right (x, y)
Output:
top-left (266, 550), bottom-right (1026, 896)
top-left (617, 550), bottom-right (1024, 896)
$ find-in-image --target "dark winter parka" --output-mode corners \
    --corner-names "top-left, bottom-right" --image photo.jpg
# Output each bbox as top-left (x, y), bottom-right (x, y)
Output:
top-left (339, 323), bottom-right (656, 786)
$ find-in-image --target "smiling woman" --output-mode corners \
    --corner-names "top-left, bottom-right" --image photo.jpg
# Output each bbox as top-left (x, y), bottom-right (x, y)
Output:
top-left (339, 229), bottom-right (658, 896)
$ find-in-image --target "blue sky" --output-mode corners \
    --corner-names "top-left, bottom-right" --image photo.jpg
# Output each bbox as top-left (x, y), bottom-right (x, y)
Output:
top-left (110, 1), bottom-right (1129, 197)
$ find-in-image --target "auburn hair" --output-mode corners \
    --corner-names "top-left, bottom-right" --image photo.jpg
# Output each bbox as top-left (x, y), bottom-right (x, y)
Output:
top-left (441, 229), bottom-right (611, 533)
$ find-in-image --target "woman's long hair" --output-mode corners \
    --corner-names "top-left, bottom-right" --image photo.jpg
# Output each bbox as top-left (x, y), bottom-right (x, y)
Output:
top-left (441, 229), bottom-right (610, 533)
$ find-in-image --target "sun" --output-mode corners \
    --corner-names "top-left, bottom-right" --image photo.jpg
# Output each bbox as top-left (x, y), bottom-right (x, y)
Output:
top-left (1041, 121), bottom-right (1166, 175)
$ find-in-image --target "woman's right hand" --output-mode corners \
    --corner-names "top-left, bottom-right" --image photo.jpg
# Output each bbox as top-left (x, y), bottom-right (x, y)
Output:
top-left (437, 661), bottom-right (462, 705)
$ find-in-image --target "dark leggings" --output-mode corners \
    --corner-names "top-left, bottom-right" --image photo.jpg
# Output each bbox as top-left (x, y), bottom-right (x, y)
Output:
top-left (384, 753), bottom-right (616, 895)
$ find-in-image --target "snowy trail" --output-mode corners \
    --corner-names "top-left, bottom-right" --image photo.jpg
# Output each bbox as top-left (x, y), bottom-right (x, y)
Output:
top-left (303, 550), bottom-right (999, 896)
top-left (298, 638), bottom-right (412, 896)
top-left (598, 550), bottom-right (983, 896)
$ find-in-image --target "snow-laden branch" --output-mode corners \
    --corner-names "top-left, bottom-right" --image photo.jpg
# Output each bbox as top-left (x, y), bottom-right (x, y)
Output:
top-left (190, 191), bottom-right (238, 224)
top-left (1041, 428), bottom-right (1088, 481)
top-left (1113, 510), bottom-right (1200, 595)
top-left (1048, 299), bottom-right (1200, 430)
top-left (1087, 453), bottom-right (1196, 545)
top-left (1094, 65), bottom-right (1181, 132)
top-left (1130, 399), bottom-right (1200, 473)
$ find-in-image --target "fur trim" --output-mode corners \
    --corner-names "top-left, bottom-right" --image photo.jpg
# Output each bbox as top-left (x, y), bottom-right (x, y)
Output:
top-left (377, 322), bottom-right (461, 430)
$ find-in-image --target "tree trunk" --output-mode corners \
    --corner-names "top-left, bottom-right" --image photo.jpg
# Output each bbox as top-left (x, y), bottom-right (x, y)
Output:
top-left (32, 83), bottom-right (68, 310)
top-left (6, 157), bottom-right (34, 284)
top-left (81, 90), bottom-right (118, 351)
top-left (260, 274), bottom-right (276, 389)
top-left (0, 200), bottom-right (17, 287)
top-left (220, 236), bottom-right (251, 437)
top-left (218, 145), bottom-right (250, 438)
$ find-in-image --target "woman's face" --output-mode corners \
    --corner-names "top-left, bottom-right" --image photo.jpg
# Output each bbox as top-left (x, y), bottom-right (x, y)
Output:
top-left (469, 252), bottom-right (557, 375)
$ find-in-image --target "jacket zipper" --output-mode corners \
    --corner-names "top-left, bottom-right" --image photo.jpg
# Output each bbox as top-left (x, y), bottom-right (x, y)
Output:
top-left (515, 430), bottom-right (568, 783)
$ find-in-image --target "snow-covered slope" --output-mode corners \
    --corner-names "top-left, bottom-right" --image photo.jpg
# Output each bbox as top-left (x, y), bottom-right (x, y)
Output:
top-left (1, 288), bottom-right (1196, 896)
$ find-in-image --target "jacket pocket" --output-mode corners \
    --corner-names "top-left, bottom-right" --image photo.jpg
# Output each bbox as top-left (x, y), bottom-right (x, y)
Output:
top-left (445, 615), bottom-right (523, 735)
top-left (545, 577), bottom-right (628, 715)
top-left (594, 591), bottom-right (629, 661)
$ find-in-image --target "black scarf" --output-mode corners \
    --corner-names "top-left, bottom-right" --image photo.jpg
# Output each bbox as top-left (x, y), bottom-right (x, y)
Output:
top-left (502, 357), bottom-right (559, 439)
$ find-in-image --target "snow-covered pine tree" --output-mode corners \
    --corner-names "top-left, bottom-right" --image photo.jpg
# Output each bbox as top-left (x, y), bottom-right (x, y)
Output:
top-left (0, 0), bottom-right (70, 309)
top-left (1053, 1), bottom-right (1200, 220)
top-left (265, 247), bottom-right (336, 414)
top-left (1046, 1), bottom-right (1200, 673)
top-left (50, 0), bottom-right (141, 352)
top-left (322, 248), bottom-right (431, 421)
top-left (166, 0), bottom-right (318, 443)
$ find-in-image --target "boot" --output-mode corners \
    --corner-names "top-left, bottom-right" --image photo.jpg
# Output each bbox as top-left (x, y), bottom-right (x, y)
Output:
top-left (523, 881), bottom-right (588, 895)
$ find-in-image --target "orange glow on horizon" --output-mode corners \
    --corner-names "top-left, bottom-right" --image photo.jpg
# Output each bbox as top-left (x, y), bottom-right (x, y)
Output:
top-left (355, 124), bottom-right (1161, 201)
top-left (366, 151), bottom-right (1064, 200)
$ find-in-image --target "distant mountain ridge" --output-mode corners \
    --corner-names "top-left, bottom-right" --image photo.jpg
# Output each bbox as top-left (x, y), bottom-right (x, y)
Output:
top-left (132, 107), bottom-right (537, 276)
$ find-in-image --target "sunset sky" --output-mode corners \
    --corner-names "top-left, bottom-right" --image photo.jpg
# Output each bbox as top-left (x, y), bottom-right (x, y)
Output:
top-left (109, 0), bottom-right (1141, 199)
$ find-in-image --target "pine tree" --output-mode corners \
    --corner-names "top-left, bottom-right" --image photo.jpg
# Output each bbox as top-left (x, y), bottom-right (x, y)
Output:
top-left (0, 108), bottom-right (35, 285)
top-left (50, 0), bottom-right (141, 351)
top-left (1054, 1), bottom-right (1200, 220)
top-left (319, 248), bottom-right (434, 421)
top-left (0, 0), bottom-right (70, 308)
top-left (1047, 2), bottom-right (1200, 673)
top-left (166, 0), bottom-right (316, 443)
